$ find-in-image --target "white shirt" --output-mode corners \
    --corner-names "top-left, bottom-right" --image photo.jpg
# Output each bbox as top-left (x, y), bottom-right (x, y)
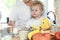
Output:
top-left (25, 16), bottom-right (53, 29)
top-left (26, 17), bottom-right (43, 29)
top-left (9, 0), bottom-right (31, 27)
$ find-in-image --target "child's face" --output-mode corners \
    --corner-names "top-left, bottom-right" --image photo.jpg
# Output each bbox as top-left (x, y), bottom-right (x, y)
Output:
top-left (31, 5), bottom-right (43, 18)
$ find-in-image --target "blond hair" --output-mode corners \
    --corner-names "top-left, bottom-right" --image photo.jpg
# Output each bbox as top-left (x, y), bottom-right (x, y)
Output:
top-left (32, 1), bottom-right (44, 11)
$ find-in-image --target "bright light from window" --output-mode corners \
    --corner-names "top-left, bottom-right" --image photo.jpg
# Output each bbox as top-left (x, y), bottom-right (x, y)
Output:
top-left (0, 0), bottom-right (16, 23)
top-left (48, 0), bottom-right (54, 12)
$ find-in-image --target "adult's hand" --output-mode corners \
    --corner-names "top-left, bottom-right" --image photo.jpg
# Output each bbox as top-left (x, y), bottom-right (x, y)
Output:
top-left (8, 20), bottom-right (15, 27)
top-left (7, 20), bottom-right (15, 33)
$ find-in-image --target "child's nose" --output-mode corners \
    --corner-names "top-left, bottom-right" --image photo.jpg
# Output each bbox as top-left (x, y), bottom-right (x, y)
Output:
top-left (33, 11), bottom-right (35, 13)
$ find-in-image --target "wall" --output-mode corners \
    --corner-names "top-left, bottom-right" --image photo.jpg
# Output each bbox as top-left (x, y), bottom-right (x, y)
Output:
top-left (55, 0), bottom-right (60, 26)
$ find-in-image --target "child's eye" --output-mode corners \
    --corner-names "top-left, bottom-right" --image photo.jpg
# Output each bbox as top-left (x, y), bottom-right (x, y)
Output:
top-left (31, 9), bottom-right (34, 11)
top-left (35, 10), bottom-right (38, 11)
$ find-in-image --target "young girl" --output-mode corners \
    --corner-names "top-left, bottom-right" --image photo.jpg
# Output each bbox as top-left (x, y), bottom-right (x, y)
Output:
top-left (25, 1), bottom-right (54, 40)
top-left (25, 1), bottom-right (44, 30)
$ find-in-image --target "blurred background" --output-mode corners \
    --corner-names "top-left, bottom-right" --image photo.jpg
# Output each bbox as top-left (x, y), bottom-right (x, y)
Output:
top-left (0, 0), bottom-right (54, 23)
top-left (0, 0), bottom-right (60, 40)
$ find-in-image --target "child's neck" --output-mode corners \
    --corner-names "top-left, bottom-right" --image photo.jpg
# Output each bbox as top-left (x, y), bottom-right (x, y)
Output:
top-left (34, 16), bottom-right (41, 19)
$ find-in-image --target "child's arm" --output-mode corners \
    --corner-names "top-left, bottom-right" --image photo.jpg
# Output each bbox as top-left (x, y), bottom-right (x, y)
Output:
top-left (49, 26), bottom-right (55, 35)
top-left (49, 30), bottom-right (55, 35)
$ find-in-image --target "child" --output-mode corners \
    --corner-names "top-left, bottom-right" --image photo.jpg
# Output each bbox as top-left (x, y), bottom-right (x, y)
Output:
top-left (25, 1), bottom-right (44, 30)
top-left (25, 1), bottom-right (54, 40)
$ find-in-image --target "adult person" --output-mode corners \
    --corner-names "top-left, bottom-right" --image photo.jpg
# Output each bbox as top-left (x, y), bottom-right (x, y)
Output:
top-left (8, 0), bottom-right (33, 33)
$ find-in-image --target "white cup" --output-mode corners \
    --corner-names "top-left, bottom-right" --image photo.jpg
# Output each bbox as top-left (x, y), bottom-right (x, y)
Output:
top-left (19, 31), bottom-right (28, 40)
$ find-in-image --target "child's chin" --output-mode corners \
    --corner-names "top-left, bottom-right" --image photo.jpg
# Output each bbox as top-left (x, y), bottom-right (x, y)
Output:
top-left (32, 15), bottom-right (37, 18)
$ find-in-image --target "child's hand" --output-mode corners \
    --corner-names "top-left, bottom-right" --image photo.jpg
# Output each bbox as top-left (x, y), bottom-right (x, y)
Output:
top-left (8, 20), bottom-right (15, 27)
top-left (24, 27), bottom-right (28, 31)
top-left (49, 30), bottom-right (55, 35)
